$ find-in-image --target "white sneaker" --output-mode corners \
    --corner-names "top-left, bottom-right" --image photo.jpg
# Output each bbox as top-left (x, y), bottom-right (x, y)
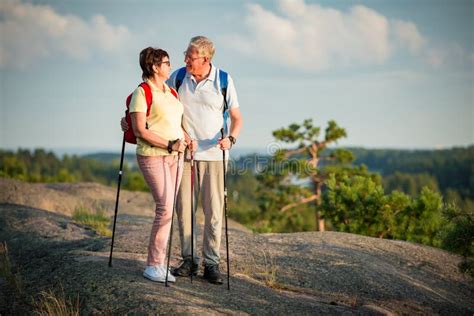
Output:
top-left (157, 265), bottom-right (176, 283)
top-left (143, 265), bottom-right (176, 283)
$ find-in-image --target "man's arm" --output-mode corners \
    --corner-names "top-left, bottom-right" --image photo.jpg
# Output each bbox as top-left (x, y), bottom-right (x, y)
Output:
top-left (182, 123), bottom-right (198, 152)
top-left (229, 107), bottom-right (242, 139)
top-left (219, 107), bottom-right (242, 150)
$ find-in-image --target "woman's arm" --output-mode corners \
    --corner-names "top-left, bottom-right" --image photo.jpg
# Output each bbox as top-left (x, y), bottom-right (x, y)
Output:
top-left (131, 112), bottom-right (186, 152)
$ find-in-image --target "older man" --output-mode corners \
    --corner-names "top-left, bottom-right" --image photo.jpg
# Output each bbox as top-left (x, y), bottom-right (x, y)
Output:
top-left (166, 36), bottom-right (243, 284)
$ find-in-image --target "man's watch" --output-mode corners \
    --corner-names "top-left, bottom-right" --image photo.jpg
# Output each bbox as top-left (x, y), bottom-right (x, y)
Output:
top-left (228, 135), bottom-right (236, 146)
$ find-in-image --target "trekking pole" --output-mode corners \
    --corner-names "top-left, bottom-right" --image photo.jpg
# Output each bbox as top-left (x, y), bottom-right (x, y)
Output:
top-left (220, 128), bottom-right (230, 290)
top-left (166, 151), bottom-right (182, 287)
top-left (190, 150), bottom-right (195, 283)
top-left (109, 134), bottom-right (126, 267)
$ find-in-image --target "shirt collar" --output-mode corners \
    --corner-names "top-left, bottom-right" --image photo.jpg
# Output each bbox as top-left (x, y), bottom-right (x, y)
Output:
top-left (146, 79), bottom-right (170, 93)
top-left (187, 64), bottom-right (217, 82)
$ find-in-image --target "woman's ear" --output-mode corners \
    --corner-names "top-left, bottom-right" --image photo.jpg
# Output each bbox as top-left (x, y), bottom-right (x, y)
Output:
top-left (152, 64), bottom-right (159, 73)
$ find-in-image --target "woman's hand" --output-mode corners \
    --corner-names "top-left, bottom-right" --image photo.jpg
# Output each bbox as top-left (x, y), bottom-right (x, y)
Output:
top-left (172, 139), bottom-right (187, 153)
top-left (120, 117), bottom-right (129, 132)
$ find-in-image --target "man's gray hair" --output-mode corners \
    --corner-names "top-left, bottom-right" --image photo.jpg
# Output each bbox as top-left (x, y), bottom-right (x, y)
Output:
top-left (188, 36), bottom-right (215, 60)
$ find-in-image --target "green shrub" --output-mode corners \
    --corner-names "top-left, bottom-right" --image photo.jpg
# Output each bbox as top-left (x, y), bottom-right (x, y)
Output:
top-left (438, 203), bottom-right (474, 277)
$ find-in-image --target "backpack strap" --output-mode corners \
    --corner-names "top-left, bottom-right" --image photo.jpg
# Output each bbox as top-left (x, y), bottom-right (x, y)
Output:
top-left (219, 69), bottom-right (229, 113)
top-left (170, 87), bottom-right (179, 99)
top-left (219, 69), bottom-right (230, 135)
top-left (175, 67), bottom-right (187, 92)
top-left (139, 82), bottom-right (153, 129)
top-left (139, 82), bottom-right (153, 116)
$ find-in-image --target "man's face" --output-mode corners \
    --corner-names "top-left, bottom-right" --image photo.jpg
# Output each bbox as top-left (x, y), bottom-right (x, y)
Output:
top-left (184, 47), bottom-right (206, 75)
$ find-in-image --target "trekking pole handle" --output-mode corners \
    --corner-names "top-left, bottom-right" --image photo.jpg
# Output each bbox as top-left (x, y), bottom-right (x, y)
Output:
top-left (220, 128), bottom-right (225, 149)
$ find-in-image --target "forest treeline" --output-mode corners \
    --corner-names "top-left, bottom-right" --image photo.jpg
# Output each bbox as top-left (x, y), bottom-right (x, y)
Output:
top-left (1, 146), bottom-right (472, 210)
top-left (0, 149), bottom-right (149, 192)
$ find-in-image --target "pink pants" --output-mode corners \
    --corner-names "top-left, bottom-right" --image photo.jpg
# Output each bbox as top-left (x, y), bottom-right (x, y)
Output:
top-left (137, 154), bottom-right (183, 266)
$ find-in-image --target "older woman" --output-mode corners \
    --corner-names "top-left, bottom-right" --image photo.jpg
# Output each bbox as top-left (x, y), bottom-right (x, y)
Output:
top-left (129, 47), bottom-right (187, 283)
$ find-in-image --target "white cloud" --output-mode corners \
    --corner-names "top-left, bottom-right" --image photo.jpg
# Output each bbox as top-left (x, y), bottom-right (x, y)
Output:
top-left (227, 0), bottom-right (470, 71)
top-left (0, 0), bottom-right (131, 68)
top-left (392, 20), bottom-right (425, 55)
top-left (229, 1), bottom-right (391, 70)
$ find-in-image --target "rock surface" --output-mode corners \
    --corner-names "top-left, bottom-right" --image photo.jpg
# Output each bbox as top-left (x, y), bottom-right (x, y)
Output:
top-left (0, 178), bottom-right (473, 315)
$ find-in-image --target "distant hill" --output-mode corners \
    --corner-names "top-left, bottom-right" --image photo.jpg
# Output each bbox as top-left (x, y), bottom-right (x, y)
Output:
top-left (84, 152), bottom-right (138, 168)
top-left (350, 146), bottom-right (474, 199)
top-left (350, 146), bottom-right (474, 175)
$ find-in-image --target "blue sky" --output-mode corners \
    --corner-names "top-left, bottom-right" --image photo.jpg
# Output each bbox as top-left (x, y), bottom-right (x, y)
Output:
top-left (1, 0), bottom-right (473, 155)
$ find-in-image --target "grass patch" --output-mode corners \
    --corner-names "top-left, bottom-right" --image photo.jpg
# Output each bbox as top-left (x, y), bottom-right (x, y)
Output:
top-left (72, 205), bottom-right (112, 237)
top-left (0, 241), bottom-right (24, 299)
top-left (236, 249), bottom-right (287, 290)
top-left (0, 241), bottom-right (30, 313)
top-left (258, 250), bottom-right (285, 289)
top-left (34, 288), bottom-right (80, 316)
top-left (1, 242), bottom-right (80, 314)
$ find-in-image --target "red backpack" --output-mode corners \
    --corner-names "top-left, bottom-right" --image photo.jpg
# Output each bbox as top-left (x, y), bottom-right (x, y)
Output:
top-left (124, 82), bottom-right (179, 144)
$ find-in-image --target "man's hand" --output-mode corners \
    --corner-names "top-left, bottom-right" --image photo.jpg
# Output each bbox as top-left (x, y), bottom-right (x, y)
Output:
top-left (120, 117), bottom-right (129, 132)
top-left (218, 137), bottom-right (232, 150)
top-left (187, 139), bottom-right (198, 152)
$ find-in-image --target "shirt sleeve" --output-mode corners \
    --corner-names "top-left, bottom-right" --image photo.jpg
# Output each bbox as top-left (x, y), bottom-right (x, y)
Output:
top-left (128, 87), bottom-right (147, 113)
top-left (225, 74), bottom-right (240, 110)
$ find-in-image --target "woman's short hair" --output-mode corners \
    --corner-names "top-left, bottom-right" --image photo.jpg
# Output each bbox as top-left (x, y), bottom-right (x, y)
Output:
top-left (139, 47), bottom-right (169, 80)
top-left (188, 36), bottom-right (215, 60)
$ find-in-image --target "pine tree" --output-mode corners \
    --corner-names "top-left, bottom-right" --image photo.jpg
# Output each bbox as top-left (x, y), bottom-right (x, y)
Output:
top-left (257, 118), bottom-right (352, 231)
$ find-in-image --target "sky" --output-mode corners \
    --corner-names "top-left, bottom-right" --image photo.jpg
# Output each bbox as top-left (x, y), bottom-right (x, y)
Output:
top-left (1, 0), bottom-right (473, 155)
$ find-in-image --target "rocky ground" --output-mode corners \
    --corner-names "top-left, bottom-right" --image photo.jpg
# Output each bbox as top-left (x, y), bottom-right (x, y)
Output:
top-left (0, 178), bottom-right (473, 315)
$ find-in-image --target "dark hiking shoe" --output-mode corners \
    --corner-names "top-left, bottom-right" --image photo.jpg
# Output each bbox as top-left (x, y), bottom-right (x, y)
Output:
top-left (203, 264), bottom-right (223, 284)
top-left (171, 259), bottom-right (198, 277)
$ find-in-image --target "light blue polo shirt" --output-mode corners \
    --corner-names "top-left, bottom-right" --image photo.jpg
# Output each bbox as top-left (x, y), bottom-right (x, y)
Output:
top-left (167, 64), bottom-right (240, 161)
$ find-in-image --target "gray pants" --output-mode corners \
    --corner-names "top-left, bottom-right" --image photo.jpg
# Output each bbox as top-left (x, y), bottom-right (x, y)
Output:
top-left (176, 160), bottom-right (226, 266)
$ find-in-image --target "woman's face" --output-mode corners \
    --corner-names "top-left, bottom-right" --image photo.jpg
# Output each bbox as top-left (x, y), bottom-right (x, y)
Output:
top-left (155, 57), bottom-right (171, 80)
